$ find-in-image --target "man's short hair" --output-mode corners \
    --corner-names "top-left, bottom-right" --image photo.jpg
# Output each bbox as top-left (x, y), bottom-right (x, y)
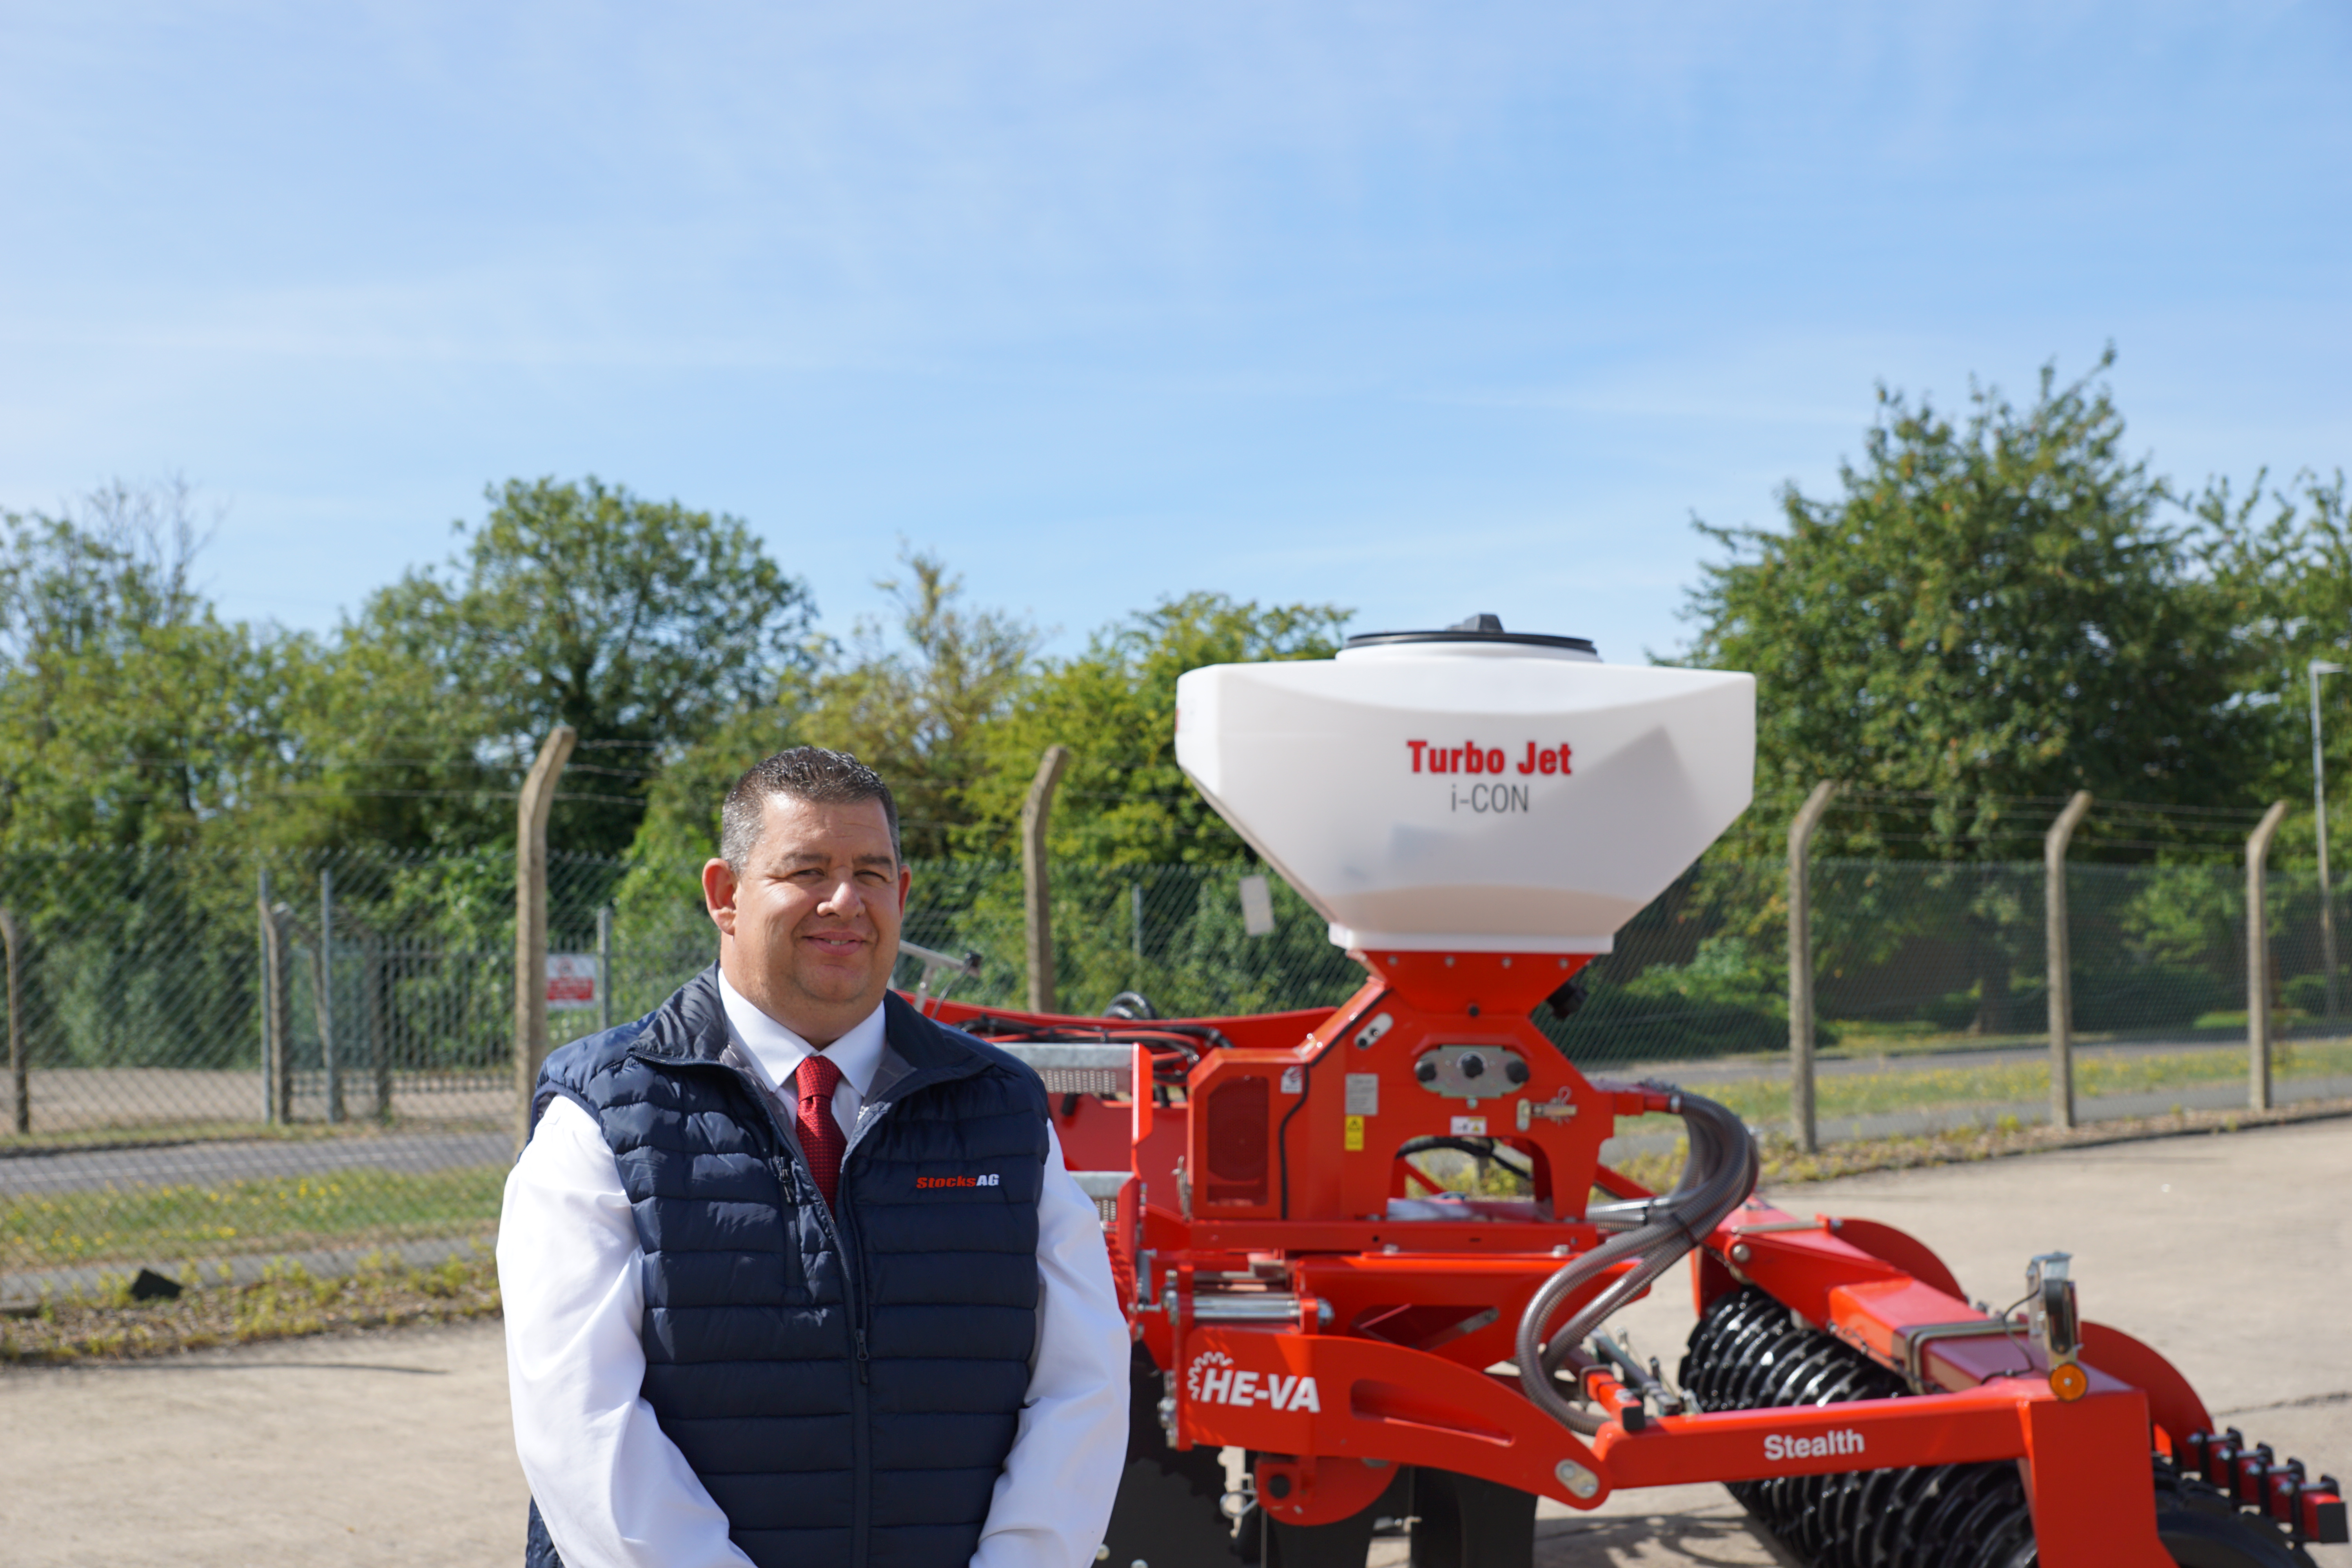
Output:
top-left (720, 747), bottom-right (903, 871)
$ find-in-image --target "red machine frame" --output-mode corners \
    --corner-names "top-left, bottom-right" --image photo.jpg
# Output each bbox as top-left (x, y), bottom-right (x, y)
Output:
top-left (917, 949), bottom-right (2346, 1565)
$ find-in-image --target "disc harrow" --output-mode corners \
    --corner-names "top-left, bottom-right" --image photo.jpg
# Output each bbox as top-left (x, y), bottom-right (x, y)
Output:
top-left (1680, 1287), bottom-right (2335, 1568)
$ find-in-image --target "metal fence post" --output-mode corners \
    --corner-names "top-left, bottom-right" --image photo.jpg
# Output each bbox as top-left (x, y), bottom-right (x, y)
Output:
top-left (319, 867), bottom-right (342, 1123)
top-left (2246, 799), bottom-right (2290, 1111)
top-left (1131, 883), bottom-right (1144, 965)
top-left (514, 725), bottom-right (579, 1151)
top-left (367, 934), bottom-right (391, 1124)
top-left (1787, 780), bottom-right (1838, 1154)
top-left (3, 907), bottom-right (25, 1136)
top-left (2044, 791), bottom-right (2093, 1130)
top-left (1021, 745), bottom-right (1072, 1014)
top-left (597, 904), bottom-right (614, 1033)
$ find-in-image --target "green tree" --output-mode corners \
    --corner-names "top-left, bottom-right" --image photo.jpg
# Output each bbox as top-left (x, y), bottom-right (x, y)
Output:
top-left (1682, 353), bottom-right (2258, 859)
top-left (0, 482), bottom-right (276, 850)
top-left (791, 550), bottom-right (1038, 857)
top-left (2194, 468), bottom-right (2352, 844)
top-left (962, 593), bottom-right (1351, 865)
top-left (1679, 356), bottom-right (2267, 1033)
top-left (347, 477), bottom-right (815, 855)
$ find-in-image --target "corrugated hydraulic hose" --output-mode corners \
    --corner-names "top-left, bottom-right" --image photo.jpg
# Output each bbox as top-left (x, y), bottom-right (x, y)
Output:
top-left (1514, 1083), bottom-right (1758, 1436)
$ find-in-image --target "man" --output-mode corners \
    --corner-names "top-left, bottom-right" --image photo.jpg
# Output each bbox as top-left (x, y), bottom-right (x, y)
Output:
top-left (501, 747), bottom-right (1129, 1568)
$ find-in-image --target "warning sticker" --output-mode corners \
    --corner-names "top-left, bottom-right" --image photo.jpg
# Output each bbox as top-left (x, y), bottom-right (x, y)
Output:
top-left (1344, 1073), bottom-right (1379, 1116)
top-left (1280, 1065), bottom-right (1304, 1094)
top-left (1343, 1115), bottom-right (1366, 1151)
top-left (1451, 1115), bottom-right (1488, 1136)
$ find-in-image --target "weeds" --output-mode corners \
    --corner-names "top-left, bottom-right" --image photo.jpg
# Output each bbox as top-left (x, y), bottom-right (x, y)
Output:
top-left (0, 1247), bottom-right (501, 1364)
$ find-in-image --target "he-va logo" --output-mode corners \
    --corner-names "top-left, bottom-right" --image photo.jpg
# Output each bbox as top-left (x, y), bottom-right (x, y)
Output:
top-left (1186, 1349), bottom-right (1322, 1413)
top-left (1763, 1429), bottom-right (1864, 1462)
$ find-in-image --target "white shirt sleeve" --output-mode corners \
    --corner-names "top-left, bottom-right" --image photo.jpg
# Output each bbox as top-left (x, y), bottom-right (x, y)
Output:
top-left (500, 1098), bottom-right (1130, 1568)
top-left (499, 1095), bottom-right (754, 1568)
top-left (972, 1125), bottom-right (1134, 1568)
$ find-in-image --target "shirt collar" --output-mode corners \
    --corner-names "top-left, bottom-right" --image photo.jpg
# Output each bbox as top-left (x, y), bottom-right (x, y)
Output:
top-left (715, 969), bottom-right (887, 1098)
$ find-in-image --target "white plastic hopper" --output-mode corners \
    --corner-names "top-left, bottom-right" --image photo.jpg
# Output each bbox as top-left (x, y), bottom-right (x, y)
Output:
top-left (1173, 622), bottom-right (1755, 954)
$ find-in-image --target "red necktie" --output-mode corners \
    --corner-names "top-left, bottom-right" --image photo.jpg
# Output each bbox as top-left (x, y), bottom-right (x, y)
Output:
top-left (795, 1053), bottom-right (847, 1209)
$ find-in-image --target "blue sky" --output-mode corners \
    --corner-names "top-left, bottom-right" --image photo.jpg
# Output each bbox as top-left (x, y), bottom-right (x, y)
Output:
top-left (2, 2), bottom-right (2346, 663)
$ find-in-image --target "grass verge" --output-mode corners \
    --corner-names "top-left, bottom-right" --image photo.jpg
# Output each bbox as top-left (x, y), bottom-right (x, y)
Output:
top-left (1604, 1093), bottom-right (2352, 1194)
top-left (0, 1115), bottom-right (505, 1156)
top-left (1690, 1041), bottom-right (2352, 1125)
top-left (2, 1165), bottom-right (506, 1271)
top-left (0, 1247), bottom-right (501, 1364)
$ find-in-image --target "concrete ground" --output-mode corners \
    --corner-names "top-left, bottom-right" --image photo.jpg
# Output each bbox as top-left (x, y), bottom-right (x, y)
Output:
top-left (0, 1321), bottom-right (525, 1567)
top-left (2, 1119), bottom-right (2345, 1567)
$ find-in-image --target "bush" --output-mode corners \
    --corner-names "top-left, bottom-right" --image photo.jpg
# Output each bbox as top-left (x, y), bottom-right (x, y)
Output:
top-left (1551, 936), bottom-right (1801, 1064)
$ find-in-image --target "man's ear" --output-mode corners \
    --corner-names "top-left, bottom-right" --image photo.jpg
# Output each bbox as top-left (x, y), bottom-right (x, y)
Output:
top-left (895, 862), bottom-right (911, 913)
top-left (702, 858), bottom-right (740, 936)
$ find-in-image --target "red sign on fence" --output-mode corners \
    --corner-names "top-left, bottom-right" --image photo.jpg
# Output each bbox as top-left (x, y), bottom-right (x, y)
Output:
top-left (547, 953), bottom-right (600, 1011)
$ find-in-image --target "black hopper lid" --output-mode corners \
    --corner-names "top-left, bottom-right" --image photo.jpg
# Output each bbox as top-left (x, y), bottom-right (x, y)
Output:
top-left (1343, 613), bottom-right (1598, 656)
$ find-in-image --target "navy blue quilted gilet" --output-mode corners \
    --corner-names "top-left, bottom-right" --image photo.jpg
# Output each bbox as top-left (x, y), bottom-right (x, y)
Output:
top-left (530, 969), bottom-right (1049, 1568)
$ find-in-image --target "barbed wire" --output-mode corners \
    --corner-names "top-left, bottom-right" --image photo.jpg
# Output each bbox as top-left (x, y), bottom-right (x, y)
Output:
top-left (1829, 787), bottom-right (2276, 821)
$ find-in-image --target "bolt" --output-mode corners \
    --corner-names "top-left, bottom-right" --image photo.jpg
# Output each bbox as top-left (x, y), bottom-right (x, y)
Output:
top-left (1555, 1459), bottom-right (1599, 1499)
top-left (1415, 1059), bottom-right (1438, 1083)
top-left (1505, 1058), bottom-right (1528, 1084)
top-left (1730, 1243), bottom-right (1751, 1263)
top-left (1460, 1053), bottom-right (1486, 1079)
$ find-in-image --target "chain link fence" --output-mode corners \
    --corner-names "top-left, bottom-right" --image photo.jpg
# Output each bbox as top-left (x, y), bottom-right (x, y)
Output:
top-left (5, 845), bottom-right (2348, 1293)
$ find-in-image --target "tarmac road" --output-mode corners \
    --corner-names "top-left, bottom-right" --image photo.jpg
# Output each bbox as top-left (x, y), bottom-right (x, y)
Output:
top-left (2, 1118), bottom-right (2345, 1568)
top-left (0, 1130), bottom-right (513, 1196)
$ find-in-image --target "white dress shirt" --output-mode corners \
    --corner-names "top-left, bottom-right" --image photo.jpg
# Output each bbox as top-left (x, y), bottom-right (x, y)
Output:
top-left (500, 976), bottom-right (1132, 1568)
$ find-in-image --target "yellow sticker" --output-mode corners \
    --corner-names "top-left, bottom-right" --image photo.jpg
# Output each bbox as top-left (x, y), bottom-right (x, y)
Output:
top-left (1343, 1114), bottom-right (1365, 1151)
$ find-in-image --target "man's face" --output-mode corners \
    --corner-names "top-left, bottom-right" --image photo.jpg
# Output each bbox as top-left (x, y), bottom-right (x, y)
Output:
top-left (702, 792), bottom-right (909, 1047)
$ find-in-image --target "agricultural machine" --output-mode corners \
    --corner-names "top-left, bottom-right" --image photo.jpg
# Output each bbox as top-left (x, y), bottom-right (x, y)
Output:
top-left (909, 618), bottom-right (2347, 1567)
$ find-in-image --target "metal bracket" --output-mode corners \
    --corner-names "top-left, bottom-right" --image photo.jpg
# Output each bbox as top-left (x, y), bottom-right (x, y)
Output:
top-left (1893, 1318), bottom-right (2025, 1391)
top-left (1516, 1093), bottom-right (1579, 1131)
top-left (1412, 1044), bottom-right (1530, 1100)
top-left (900, 938), bottom-right (982, 1004)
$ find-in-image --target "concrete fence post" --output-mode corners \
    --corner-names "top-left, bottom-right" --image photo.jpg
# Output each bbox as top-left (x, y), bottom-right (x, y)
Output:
top-left (514, 725), bottom-right (579, 1151)
top-left (1022, 746), bottom-right (1072, 1014)
top-left (256, 870), bottom-right (275, 1125)
top-left (2246, 799), bottom-right (2290, 1112)
top-left (261, 897), bottom-right (293, 1124)
top-left (3, 907), bottom-right (24, 1136)
top-left (1787, 780), bottom-right (1839, 1154)
top-left (2044, 791), bottom-right (2094, 1130)
top-left (597, 904), bottom-right (615, 1034)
